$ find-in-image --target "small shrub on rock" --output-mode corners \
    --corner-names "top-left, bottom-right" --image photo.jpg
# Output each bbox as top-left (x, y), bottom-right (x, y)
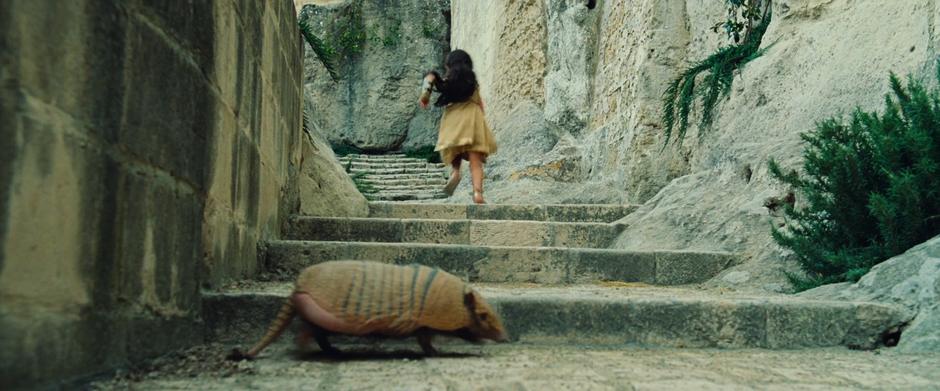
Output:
top-left (404, 145), bottom-right (442, 163)
top-left (769, 65), bottom-right (940, 290)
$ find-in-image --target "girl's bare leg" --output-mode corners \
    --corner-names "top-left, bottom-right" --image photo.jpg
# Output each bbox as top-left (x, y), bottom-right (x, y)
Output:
top-left (444, 159), bottom-right (461, 196)
top-left (468, 152), bottom-right (485, 204)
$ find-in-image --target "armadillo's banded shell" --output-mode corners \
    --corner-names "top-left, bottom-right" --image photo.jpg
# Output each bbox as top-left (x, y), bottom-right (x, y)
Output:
top-left (295, 261), bottom-right (470, 336)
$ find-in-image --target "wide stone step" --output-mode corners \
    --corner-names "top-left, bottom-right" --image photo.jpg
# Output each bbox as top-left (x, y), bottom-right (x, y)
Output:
top-left (341, 153), bottom-right (407, 160)
top-left (204, 283), bottom-right (907, 350)
top-left (348, 161), bottom-right (445, 170)
top-left (370, 184), bottom-right (445, 192)
top-left (287, 217), bottom-right (620, 248)
top-left (370, 178), bottom-right (448, 187)
top-left (368, 202), bottom-right (637, 222)
top-left (365, 175), bottom-right (447, 186)
top-left (350, 167), bottom-right (446, 175)
top-left (340, 158), bottom-right (432, 166)
top-left (362, 173), bottom-right (447, 181)
top-left (366, 192), bottom-right (448, 201)
top-left (262, 241), bottom-right (738, 285)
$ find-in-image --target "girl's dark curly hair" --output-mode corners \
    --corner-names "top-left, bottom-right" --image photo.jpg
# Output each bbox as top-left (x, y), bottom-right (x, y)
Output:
top-left (428, 49), bottom-right (478, 107)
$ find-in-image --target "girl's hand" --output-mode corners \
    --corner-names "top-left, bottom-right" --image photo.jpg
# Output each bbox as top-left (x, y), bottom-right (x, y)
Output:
top-left (419, 73), bottom-right (435, 109)
top-left (419, 89), bottom-right (431, 108)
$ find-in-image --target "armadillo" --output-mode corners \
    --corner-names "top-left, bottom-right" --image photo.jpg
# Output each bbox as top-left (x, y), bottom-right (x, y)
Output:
top-left (233, 260), bottom-right (507, 359)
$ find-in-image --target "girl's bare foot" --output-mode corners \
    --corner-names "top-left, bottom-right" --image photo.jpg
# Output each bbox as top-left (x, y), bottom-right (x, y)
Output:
top-left (473, 190), bottom-right (485, 204)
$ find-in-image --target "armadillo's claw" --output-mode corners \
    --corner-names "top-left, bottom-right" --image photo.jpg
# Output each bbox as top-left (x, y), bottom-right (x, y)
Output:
top-left (226, 348), bottom-right (254, 361)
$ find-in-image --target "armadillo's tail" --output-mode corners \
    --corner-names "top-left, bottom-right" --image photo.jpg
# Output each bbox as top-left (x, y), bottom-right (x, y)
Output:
top-left (228, 298), bottom-right (296, 361)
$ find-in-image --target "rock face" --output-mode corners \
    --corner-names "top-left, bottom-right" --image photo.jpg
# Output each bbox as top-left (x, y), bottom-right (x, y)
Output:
top-left (301, 0), bottom-right (450, 152)
top-left (801, 236), bottom-right (940, 352)
top-left (297, 128), bottom-right (369, 217)
top-left (451, 0), bottom-right (940, 292)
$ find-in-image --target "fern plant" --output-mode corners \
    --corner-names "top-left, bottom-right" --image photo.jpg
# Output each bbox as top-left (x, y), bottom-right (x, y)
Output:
top-left (350, 172), bottom-right (378, 194)
top-left (769, 64), bottom-right (940, 290)
top-left (661, 2), bottom-right (771, 146)
top-left (298, 18), bottom-right (340, 82)
top-left (404, 145), bottom-right (442, 163)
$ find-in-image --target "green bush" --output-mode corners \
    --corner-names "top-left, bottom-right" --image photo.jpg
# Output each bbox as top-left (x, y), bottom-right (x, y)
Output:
top-left (769, 65), bottom-right (940, 290)
top-left (404, 145), bottom-right (442, 164)
top-left (350, 172), bottom-right (378, 194)
top-left (332, 144), bottom-right (362, 157)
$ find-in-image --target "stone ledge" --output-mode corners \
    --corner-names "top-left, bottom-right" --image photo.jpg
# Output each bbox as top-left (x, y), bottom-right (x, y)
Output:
top-left (287, 216), bottom-right (621, 248)
top-left (368, 203), bottom-right (639, 222)
top-left (262, 241), bottom-right (739, 285)
top-left (204, 284), bottom-right (906, 350)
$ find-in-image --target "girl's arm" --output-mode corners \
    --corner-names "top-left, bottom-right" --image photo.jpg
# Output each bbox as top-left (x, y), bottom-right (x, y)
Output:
top-left (419, 72), bottom-right (440, 109)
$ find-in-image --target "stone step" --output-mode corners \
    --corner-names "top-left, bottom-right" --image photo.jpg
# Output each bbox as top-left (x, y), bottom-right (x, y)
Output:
top-left (262, 241), bottom-right (738, 285)
top-left (368, 202), bottom-right (638, 222)
top-left (287, 217), bottom-right (621, 248)
top-left (350, 167), bottom-right (447, 176)
top-left (369, 184), bottom-right (446, 192)
top-left (369, 178), bottom-right (449, 187)
top-left (342, 159), bottom-right (435, 167)
top-left (340, 158), bottom-right (431, 166)
top-left (362, 173), bottom-right (448, 181)
top-left (348, 161), bottom-right (446, 170)
top-left (204, 283), bottom-right (906, 350)
top-left (341, 153), bottom-right (407, 160)
top-left (367, 192), bottom-right (448, 201)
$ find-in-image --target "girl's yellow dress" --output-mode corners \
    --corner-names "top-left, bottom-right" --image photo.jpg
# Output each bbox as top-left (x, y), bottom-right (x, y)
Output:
top-left (434, 87), bottom-right (497, 165)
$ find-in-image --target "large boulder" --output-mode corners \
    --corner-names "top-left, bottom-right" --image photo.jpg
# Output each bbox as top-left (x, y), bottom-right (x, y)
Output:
top-left (801, 236), bottom-right (940, 352)
top-left (301, 0), bottom-right (450, 152)
top-left (297, 104), bottom-right (368, 217)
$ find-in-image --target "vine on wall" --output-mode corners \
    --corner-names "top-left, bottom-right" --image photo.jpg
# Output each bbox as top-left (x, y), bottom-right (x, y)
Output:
top-left (661, 0), bottom-right (772, 146)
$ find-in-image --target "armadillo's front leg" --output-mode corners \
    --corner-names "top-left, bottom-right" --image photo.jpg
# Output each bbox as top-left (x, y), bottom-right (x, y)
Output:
top-left (416, 332), bottom-right (439, 356)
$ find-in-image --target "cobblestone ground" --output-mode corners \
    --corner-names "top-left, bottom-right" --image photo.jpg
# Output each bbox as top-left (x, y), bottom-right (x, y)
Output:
top-left (91, 343), bottom-right (940, 390)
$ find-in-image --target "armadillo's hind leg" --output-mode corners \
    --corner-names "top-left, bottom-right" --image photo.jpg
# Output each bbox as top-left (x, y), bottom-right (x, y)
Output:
top-left (312, 326), bottom-right (341, 355)
top-left (416, 331), bottom-right (439, 356)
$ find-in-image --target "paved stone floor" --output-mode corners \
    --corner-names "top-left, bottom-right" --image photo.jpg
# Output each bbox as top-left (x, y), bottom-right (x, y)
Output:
top-left (91, 343), bottom-right (940, 390)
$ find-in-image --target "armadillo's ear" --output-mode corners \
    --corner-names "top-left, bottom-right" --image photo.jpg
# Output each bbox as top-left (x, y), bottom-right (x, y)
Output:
top-left (463, 286), bottom-right (476, 310)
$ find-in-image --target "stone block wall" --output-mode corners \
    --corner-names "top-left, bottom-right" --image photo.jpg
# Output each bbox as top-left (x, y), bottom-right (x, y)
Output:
top-left (0, 0), bottom-right (304, 387)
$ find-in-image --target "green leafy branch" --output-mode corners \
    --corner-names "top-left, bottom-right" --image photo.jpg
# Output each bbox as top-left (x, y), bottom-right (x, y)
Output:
top-left (298, 18), bottom-right (340, 82)
top-left (661, 4), bottom-right (772, 146)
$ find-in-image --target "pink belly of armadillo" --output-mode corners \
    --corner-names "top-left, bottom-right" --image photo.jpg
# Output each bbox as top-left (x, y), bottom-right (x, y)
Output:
top-left (297, 291), bottom-right (414, 336)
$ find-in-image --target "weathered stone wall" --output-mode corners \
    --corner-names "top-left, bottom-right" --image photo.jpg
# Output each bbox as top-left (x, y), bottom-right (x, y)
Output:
top-left (452, 0), bottom-right (940, 291)
top-left (0, 0), bottom-right (313, 387)
top-left (452, 0), bottom-right (547, 126)
top-left (611, 0), bottom-right (939, 292)
top-left (301, 0), bottom-right (451, 152)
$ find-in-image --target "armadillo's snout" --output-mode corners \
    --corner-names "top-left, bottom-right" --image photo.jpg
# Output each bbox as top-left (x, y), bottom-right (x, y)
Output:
top-left (495, 331), bottom-right (510, 343)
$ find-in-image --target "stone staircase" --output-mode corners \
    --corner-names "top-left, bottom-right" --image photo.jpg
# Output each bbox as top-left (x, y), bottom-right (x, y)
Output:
top-left (95, 202), bottom-right (922, 388)
top-left (338, 154), bottom-right (449, 201)
top-left (204, 202), bottom-right (908, 352)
